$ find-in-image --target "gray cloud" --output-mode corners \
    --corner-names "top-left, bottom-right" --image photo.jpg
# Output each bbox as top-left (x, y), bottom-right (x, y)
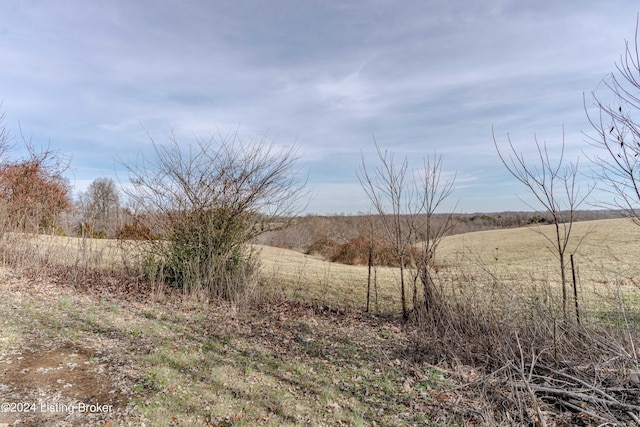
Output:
top-left (0, 0), bottom-right (637, 213)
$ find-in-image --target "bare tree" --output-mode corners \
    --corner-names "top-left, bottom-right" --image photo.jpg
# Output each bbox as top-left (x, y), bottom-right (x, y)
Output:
top-left (0, 103), bottom-right (13, 161)
top-left (358, 143), bottom-right (455, 320)
top-left (358, 145), bottom-right (412, 320)
top-left (122, 129), bottom-right (307, 301)
top-left (585, 16), bottom-right (640, 224)
top-left (77, 177), bottom-right (120, 238)
top-left (412, 155), bottom-right (456, 315)
top-left (493, 128), bottom-right (592, 319)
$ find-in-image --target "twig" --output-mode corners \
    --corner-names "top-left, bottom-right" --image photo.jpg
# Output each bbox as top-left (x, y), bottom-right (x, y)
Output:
top-left (535, 363), bottom-right (622, 404)
top-left (515, 332), bottom-right (547, 427)
top-left (627, 411), bottom-right (640, 425)
top-left (522, 384), bottom-right (640, 412)
top-left (449, 364), bottom-right (511, 391)
top-left (550, 397), bottom-right (612, 424)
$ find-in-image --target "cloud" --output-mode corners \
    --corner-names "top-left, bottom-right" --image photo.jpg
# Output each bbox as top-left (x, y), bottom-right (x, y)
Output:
top-left (0, 0), bottom-right (637, 213)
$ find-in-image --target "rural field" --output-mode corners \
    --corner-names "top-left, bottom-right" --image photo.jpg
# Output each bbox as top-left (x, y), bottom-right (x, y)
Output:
top-left (262, 217), bottom-right (640, 315)
top-left (0, 217), bottom-right (639, 426)
top-left (6, 3), bottom-right (640, 426)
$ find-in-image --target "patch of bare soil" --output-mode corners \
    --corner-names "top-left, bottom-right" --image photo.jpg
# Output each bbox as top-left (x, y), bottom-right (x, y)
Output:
top-left (0, 268), bottom-right (141, 427)
top-left (1, 343), bottom-right (127, 426)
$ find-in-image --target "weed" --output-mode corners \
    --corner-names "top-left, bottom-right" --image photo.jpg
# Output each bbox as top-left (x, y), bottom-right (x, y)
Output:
top-left (141, 309), bottom-right (157, 320)
top-left (378, 329), bottom-right (393, 339)
top-left (243, 364), bottom-right (254, 377)
top-left (201, 341), bottom-right (219, 352)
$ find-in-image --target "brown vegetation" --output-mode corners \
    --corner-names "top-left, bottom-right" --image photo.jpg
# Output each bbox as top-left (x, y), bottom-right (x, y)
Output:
top-left (173, 204), bottom-right (616, 261)
top-left (0, 148), bottom-right (71, 234)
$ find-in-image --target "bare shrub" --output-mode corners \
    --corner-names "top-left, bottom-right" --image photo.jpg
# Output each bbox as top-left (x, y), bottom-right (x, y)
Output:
top-left (493, 128), bottom-right (593, 320)
top-left (358, 142), bottom-right (455, 320)
top-left (121, 130), bottom-right (306, 302)
top-left (412, 270), bottom-right (640, 425)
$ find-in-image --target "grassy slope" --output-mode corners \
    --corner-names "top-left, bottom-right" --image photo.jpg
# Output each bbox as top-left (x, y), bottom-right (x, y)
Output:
top-left (2, 218), bottom-right (639, 425)
top-left (0, 271), bottom-right (455, 426)
top-left (437, 217), bottom-right (640, 281)
top-left (261, 218), bottom-right (640, 315)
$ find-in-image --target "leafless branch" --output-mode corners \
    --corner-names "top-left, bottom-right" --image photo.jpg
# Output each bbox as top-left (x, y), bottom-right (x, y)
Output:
top-left (493, 127), bottom-right (594, 319)
top-left (358, 140), bottom-right (456, 320)
top-left (120, 128), bottom-right (308, 300)
top-left (585, 14), bottom-right (640, 226)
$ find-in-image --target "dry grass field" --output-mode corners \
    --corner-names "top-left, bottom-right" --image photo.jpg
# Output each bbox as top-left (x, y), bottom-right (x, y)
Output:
top-left (6, 217), bottom-right (640, 316)
top-left (260, 217), bottom-right (640, 318)
top-left (435, 218), bottom-right (640, 316)
top-left (1, 217), bottom-right (639, 425)
top-left (438, 217), bottom-right (640, 283)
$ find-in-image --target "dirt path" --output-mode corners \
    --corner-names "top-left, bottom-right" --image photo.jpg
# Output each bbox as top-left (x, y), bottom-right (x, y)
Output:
top-left (0, 269), bottom-right (142, 426)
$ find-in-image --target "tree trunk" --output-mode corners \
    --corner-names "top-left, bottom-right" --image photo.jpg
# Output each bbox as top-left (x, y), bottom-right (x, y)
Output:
top-left (560, 251), bottom-right (567, 320)
top-left (366, 242), bottom-right (372, 312)
top-left (399, 254), bottom-right (407, 321)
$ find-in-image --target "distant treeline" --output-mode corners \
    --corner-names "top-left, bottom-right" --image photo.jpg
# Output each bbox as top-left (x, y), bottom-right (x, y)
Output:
top-left (252, 210), bottom-right (625, 258)
top-left (453, 209), bottom-right (624, 232)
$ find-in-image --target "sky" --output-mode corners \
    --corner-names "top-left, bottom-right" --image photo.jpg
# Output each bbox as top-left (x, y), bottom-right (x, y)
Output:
top-left (0, 1), bottom-right (638, 214)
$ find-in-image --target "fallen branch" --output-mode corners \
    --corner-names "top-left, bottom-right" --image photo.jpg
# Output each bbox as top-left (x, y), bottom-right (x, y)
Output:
top-left (550, 397), bottom-right (613, 424)
top-left (534, 364), bottom-right (622, 404)
top-left (520, 384), bottom-right (640, 413)
top-left (628, 411), bottom-right (640, 425)
top-left (514, 333), bottom-right (547, 427)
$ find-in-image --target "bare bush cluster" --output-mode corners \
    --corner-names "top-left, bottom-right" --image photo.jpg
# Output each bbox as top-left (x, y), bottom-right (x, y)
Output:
top-left (122, 130), bottom-right (306, 301)
top-left (358, 142), bottom-right (456, 321)
top-left (413, 275), bottom-right (640, 425)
